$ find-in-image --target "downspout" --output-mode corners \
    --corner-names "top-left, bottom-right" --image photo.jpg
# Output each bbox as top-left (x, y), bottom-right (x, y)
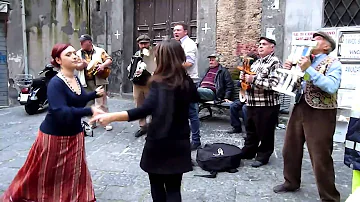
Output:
top-left (20, 0), bottom-right (28, 74)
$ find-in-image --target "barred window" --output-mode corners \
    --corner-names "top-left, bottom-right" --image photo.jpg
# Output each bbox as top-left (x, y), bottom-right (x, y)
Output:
top-left (324, 0), bottom-right (360, 27)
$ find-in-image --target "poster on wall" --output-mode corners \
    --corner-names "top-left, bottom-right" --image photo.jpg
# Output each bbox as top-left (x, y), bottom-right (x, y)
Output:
top-left (340, 64), bottom-right (360, 89)
top-left (338, 89), bottom-right (356, 109)
top-left (337, 30), bottom-right (360, 59)
top-left (291, 29), bottom-right (337, 57)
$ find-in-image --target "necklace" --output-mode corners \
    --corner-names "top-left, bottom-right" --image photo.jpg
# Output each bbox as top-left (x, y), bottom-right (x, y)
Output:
top-left (60, 72), bottom-right (81, 95)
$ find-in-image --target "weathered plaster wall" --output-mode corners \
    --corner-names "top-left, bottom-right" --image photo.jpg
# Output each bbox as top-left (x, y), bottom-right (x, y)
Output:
top-left (283, 0), bottom-right (323, 59)
top-left (216, 0), bottom-right (262, 68)
top-left (89, 0), bottom-right (133, 94)
top-left (7, 0), bottom-right (89, 79)
top-left (25, 0), bottom-right (88, 76)
top-left (261, 0), bottom-right (286, 61)
top-left (7, 0), bottom-right (23, 88)
top-left (197, 0), bottom-right (217, 77)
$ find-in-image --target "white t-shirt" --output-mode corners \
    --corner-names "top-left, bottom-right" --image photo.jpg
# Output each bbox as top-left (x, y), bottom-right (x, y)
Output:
top-left (180, 36), bottom-right (199, 81)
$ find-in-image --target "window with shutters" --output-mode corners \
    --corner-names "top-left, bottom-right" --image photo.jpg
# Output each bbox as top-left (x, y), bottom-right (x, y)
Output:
top-left (324, 0), bottom-right (360, 27)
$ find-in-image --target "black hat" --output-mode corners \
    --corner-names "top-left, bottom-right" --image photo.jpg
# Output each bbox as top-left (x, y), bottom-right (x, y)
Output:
top-left (313, 31), bottom-right (336, 52)
top-left (259, 36), bottom-right (276, 46)
top-left (136, 35), bottom-right (151, 43)
top-left (79, 34), bottom-right (92, 42)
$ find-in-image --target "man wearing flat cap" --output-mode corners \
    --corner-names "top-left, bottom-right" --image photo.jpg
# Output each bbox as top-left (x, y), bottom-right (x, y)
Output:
top-left (274, 31), bottom-right (341, 202)
top-left (76, 34), bottom-right (113, 131)
top-left (127, 34), bottom-right (156, 138)
top-left (239, 36), bottom-right (281, 168)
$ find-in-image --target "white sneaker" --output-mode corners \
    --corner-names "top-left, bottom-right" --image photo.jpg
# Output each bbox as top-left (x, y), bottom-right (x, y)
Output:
top-left (104, 125), bottom-right (113, 131)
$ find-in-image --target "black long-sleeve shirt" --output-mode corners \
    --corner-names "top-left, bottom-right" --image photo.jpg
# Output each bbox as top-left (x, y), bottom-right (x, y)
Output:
top-left (40, 76), bottom-right (97, 136)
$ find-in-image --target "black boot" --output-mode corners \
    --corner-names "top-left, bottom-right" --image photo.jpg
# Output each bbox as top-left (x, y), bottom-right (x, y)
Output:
top-left (134, 128), bottom-right (147, 138)
top-left (227, 127), bottom-right (242, 134)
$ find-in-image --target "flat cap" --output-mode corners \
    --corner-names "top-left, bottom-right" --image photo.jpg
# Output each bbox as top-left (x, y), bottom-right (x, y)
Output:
top-left (259, 36), bottom-right (276, 45)
top-left (136, 35), bottom-right (151, 43)
top-left (79, 34), bottom-right (92, 42)
top-left (207, 53), bottom-right (220, 58)
top-left (313, 31), bottom-right (336, 52)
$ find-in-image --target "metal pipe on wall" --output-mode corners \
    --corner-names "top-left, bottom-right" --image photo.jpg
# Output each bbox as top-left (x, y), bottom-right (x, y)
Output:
top-left (20, 0), bottom-right (28, 74)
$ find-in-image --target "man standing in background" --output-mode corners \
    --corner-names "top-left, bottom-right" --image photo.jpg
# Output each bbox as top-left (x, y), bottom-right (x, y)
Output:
top-left (76, 34), bottom-right (113, 131)
top-left (127, 35), bottom-right (156, 138)
top-left (240, 37), bottom-right (281, 168)
top-left (173, 23), bottom-right (201, 150)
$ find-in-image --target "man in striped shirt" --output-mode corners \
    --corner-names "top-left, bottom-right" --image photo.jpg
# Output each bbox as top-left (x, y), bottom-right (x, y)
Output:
top-left (240, 36), bottom-right (281, 168)
top-left (198, 54), bottom-right (233, 102)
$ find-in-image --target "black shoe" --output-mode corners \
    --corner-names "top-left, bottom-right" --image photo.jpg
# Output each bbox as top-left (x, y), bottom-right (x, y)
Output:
top-left (239, 152), bottom-right (256, 160)
top-left (273, 184), bottom-right (300, 193)
top-left (251, 161), bottom-right (267, 168)
top-left (227, 128), bottom-right (242, 134)
top-left (134, 129), bottom-right (147, 138)
top-left (191, 142), bottom-right (201, 151)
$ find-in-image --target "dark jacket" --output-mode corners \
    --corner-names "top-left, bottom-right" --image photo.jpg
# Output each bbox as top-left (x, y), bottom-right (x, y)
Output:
top-left (200, 64), bottom-right (234, 100)
top-left (344, 117), bottom-right (360, 171)
top-left (126, 75), bottom-right (199, 174)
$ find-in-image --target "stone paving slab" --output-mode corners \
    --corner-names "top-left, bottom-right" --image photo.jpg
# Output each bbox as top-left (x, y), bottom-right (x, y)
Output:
top-left (0, 98), bottom-right (352, 202)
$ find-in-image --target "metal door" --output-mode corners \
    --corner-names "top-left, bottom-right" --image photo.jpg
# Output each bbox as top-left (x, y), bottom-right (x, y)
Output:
top-left (135, 0), bottom-right (197, 47)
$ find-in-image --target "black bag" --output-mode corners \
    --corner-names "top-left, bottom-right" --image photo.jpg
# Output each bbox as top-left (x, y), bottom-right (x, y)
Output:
top-left (195, 143), bottom-right (242, 178)
top-left (82, 121), bottom-right (93, 137)
top-left (128, 56), bottom-right (151, 86)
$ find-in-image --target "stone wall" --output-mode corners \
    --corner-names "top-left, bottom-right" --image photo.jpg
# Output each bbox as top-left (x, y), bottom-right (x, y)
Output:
top-left (216, 0), bottom-right (262, 68)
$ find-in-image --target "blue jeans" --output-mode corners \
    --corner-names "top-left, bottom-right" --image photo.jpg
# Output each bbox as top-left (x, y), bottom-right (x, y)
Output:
top-left (230, 99), bottom-right (247, 130)
top-left (189, 102), bottom-right (201, 144)
top-left (197, 87), bottom-right (215, 101)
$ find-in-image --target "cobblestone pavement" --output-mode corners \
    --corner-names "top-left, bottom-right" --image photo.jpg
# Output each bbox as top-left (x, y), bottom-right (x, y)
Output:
top-left (0, 98), bottom-right (352, 201)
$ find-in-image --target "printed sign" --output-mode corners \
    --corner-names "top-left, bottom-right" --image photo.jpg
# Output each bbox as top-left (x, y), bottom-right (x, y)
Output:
top-left (338, 89), bottom-right (356, 109)
top-left (291, 30), bottom-right (337, 57)
top-left (292, 30), bottom-right (337, 42)
top-left (340, 64), bottom-right (360, 89)
top-left (337, 32), bottom-right (360, 59)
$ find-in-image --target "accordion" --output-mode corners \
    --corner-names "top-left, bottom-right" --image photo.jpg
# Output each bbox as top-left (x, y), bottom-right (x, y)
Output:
top-left (128, 56), bottom-right (151, 86)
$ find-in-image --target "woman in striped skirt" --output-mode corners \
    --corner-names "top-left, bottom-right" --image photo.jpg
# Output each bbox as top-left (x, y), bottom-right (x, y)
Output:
top-left (1, 43), bottom-right (105, 202)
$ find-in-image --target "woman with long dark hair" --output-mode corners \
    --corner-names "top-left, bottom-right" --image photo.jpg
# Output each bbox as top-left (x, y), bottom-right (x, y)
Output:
top-left (91, 39), bottom-right (198, 202)
top-left (1, 43), bottom-right (104, 202)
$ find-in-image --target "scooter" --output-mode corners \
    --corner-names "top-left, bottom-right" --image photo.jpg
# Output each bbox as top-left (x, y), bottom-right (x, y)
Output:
top-left (15, 64), bottom-right (58, 115)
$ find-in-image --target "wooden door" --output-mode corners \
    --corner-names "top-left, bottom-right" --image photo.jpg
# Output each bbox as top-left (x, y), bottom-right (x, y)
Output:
top-left (135, 0), bottom-right (197, 48)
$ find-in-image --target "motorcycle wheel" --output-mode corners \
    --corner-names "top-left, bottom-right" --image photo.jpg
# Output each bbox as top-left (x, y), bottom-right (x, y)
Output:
top-left (25, 101), bottom-right (40, 115)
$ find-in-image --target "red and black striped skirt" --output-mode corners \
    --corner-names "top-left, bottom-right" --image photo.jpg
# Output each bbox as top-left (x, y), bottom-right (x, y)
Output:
top-left (1, 130), bottom-right (96, 202)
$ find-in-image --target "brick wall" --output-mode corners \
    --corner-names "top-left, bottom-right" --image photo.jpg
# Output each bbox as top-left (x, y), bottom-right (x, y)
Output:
top-left (216, 0), bottom-right (262, 68)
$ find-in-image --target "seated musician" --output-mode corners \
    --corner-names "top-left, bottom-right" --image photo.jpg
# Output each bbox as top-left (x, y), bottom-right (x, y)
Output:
top-left (198, 53), bottom-right (233, 102)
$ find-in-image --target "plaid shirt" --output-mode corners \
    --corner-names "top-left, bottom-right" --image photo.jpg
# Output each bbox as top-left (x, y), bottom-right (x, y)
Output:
top-left (245, 52), bottom-right (281, 107)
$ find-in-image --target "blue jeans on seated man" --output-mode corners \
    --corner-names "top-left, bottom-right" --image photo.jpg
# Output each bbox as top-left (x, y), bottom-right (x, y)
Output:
top-left (189, 102), bottom-right (201, 149)
top-left (197, 87), bottom-right (215, 101)
top-left (229, 99), bottom-right (247, 133)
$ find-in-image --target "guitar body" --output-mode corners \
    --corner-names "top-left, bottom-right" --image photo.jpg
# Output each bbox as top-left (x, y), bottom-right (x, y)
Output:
top-left (85, 60), bottom-right (111, 80)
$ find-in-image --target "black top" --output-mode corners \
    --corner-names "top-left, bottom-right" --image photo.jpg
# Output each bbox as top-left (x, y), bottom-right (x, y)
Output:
top-left (127, 75), bottom-right (199, 174)
top-left (40, 76), bottom-right (97, 136)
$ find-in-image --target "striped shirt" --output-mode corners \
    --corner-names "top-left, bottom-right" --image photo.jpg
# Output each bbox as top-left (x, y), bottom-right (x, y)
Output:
top-left (200, 66), bottom-right (218, 92)
top-left (244, 52), bottom-right (281, 107)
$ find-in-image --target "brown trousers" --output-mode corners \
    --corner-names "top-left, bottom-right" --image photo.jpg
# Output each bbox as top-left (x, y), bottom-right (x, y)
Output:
top-left (133, 84), bottom-right (150, 127)
top-left (283, 98), bottom-right (340, 202)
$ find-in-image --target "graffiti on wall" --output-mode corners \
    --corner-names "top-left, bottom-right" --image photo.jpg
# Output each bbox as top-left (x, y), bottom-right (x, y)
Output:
top-left (0, 51), bottom-right (7, 64)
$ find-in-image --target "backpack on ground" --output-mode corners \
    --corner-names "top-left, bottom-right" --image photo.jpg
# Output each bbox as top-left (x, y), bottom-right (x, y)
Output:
top-left (195, 143), bottom-right (242, 178)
